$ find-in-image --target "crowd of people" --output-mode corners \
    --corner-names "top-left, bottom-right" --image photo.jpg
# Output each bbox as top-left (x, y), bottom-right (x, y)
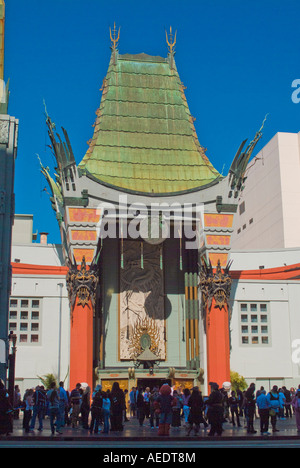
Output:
top-left (1, 378), bottom-right (300, 437)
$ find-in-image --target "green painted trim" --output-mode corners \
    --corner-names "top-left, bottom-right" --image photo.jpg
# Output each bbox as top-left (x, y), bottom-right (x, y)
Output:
top-left (83, 168), bottom-right (223, 197)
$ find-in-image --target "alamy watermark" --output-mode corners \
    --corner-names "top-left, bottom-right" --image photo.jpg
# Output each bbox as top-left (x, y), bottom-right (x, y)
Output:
top-left (95, 195), bottom-right (205, 250)
top-left (291, 79), bottom-right (300, 103)
top-left (292, 339), bottom-right (300, 364)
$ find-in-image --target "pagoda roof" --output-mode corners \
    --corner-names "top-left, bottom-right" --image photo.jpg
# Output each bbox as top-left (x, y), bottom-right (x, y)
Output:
top-left (78, 50), bottom-right (222, 194)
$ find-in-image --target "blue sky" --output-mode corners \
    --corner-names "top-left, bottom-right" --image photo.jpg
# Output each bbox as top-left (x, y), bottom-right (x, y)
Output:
top-left (5, 0), bottom-right (300, 244)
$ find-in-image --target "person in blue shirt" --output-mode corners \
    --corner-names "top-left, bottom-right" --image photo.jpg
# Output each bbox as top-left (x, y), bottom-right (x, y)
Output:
top-left (102, 391), bottom-right (111, 434)
top-left (58, 381), bottom-right (69, 427)
top-left (29, 385), bottom-right (47, 432)
top-left (129, 387), bottom-right (137, 417)
top-left (47, 382), bottom-right (62, 435)
top-left (256, 390), bottom-right (270, 435)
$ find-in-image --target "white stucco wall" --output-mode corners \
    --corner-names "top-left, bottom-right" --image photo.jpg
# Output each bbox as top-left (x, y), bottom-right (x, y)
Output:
top-left (10, 243), bottom-right (70, 396)
top-left (230, 278), bottom-right (300, 389)
top-left (231, 131), bottom-right (300, 250)
top-left (230, 247), bottom-right (300, 270)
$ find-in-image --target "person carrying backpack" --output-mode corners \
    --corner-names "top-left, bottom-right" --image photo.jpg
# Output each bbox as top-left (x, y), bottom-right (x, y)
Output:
top-left (29, 385), bottom-right (47, 432)
top-left (267, 385), bottom-right (280, 433)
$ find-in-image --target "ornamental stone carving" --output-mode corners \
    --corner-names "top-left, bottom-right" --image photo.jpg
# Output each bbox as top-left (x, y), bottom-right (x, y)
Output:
top-left (199, 259), bottom-right (232, 314)
top-left (0, 119), bottom-right (9, 144)
top-left (66, 256), bottom-right (99, 315)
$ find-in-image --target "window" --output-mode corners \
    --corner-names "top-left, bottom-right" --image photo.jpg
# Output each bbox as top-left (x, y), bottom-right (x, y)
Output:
top-left (239, 201), bottom-right (245, 215)
top-left (8, 298), bottom-right (41, 345)
top-left (10, 299), bottom-right (17, 308)
top-left (239, 302), bottom-right (270, 346)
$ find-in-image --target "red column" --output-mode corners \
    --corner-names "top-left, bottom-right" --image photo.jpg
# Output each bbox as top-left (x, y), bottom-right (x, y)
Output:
top-left (69, 299), bottom-right (94, 391)
top-left (206, 297), bottom-right (230, 387)
top-left (66, 255), bottom-right (98, 392)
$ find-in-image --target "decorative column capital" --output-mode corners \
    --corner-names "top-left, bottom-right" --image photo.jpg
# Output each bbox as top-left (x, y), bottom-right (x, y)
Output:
top-left (199, 259), bottom-right (232, 313)
top-left (66, 256), bottom-right (99, 314)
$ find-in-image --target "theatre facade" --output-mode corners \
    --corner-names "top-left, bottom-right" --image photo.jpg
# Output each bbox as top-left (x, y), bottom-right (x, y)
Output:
top-left (13, 28), bottom-right (300, 397)
top-left (37, 28), bottom-right (269, 393)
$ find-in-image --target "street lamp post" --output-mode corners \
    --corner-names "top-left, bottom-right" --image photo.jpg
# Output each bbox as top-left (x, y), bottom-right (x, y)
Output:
top-left (8, 331), bottom-right (17, 406)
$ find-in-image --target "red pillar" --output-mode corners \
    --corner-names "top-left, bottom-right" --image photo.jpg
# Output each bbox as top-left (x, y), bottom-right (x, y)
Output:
top-left (69, 299), bottom-right (94, 391)
top-left (66, 255), bottom-right (98, 392)
top-left (206, 297), bottom-right (230, 387)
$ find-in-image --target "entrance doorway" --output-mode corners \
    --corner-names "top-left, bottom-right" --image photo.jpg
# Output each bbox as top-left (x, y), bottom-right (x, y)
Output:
top-left (137, 378), bottom-right (171, 391)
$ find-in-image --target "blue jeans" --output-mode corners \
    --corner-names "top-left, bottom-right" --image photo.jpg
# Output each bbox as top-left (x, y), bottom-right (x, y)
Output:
top-left (49, 407), bottom-right (61, 433)
top-left (30, 405), bottom-right (44, 430)
top-left (90, 407), bottom-right (102, 433)
top-left (160, 411), bottom-right (172, 424)
top-left (103, 409), bottom-right (110, 433)
top-left (183, 405), bottom-right (190, 423)
top-left (58, 401), bottom-right (66, 427)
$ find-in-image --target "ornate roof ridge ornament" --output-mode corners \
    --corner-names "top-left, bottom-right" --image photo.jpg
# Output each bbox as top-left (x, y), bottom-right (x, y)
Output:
top-left (110, 22), bottom-right (120, 51)
top-left (165, 26), bottom-right (177, 55)
top-left (228, 114), bottom-right (268, 197)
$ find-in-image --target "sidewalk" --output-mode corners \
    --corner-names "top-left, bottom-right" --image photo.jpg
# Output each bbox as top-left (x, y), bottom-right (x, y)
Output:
top-left (3, 413), bottom-right (300, 441)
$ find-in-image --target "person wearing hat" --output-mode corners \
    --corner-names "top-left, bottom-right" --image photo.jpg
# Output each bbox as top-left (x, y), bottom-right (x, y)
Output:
top-left (206, 382), bottom-right (224, 436)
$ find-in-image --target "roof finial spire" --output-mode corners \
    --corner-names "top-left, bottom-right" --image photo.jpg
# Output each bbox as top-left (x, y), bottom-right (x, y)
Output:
top-left (165, 26), bottom-right (177, 55)
top-left (110, 22), bottom-right (120, 50)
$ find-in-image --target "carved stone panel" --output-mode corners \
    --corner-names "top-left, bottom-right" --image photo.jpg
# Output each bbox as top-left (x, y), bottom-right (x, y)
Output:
top-left (0, 119), bottom-right (9, 144)
top-left (119, 241), bottom-right (165, 360)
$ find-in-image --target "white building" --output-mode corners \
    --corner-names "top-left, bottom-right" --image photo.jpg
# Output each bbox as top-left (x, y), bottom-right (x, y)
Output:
top-left (231, 132), bottom-right (300, 250)
top-left (9, 217), bottom-right (70, 396)
top-left (229, 247), bottom-right (300, 390)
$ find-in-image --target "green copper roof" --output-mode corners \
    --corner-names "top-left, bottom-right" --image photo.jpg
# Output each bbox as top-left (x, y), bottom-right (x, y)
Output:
top-left (78, 51), bottom-right (221, 194)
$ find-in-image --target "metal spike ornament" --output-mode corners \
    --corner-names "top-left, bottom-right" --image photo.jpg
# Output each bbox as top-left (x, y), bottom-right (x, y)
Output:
top-left (165, 26), bottom-right (177, 54)
top-left (110, 22), bottom-right (120, 50)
